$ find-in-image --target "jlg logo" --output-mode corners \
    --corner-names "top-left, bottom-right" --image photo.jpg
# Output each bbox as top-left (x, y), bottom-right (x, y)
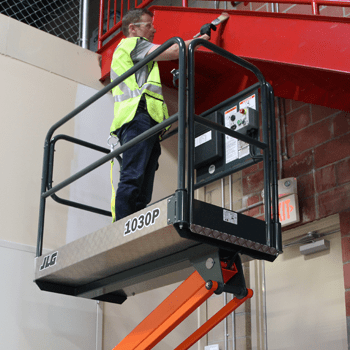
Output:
top-left (39, 252), bottom-right (58, 271)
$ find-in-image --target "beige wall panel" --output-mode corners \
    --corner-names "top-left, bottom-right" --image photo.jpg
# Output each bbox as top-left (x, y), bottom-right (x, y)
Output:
top-left (265, 230), bottom-right (347, 349)
top-left (0, 53), bottom-right (77, 249)
top-left (0, 14), bottom-right (103, 91)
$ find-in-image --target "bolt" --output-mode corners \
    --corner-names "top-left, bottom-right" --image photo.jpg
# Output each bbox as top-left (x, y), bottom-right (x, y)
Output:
top-left (206, 257), bottom-right (215, 269)
top-left (205, 281), bottom-right (213, 290)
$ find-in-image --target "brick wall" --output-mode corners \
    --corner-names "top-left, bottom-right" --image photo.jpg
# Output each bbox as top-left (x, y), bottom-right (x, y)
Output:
top-left (242, 100), bottom-right (350, 226)
top-left (241, 99), bottom-right (350, 348)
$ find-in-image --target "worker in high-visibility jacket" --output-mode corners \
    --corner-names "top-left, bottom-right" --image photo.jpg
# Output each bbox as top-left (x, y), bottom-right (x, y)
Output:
top-left (110, 8), bottom-right (210, 222)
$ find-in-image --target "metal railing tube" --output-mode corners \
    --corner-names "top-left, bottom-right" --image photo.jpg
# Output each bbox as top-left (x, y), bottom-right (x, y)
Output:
top-left (261, 82), bottom-right (272, 247)
top-left (47, 134), bottom-right (113, 217)
top-left (267, 83), bottom-right (281, 251)
top-left (188, 38), bottom-right (275, 248)
top-left (188, 39), bottom-right (268, 225)
top-left (174, 34), bottom-right (188, 227)
top-left (43, 115), bottom-right (175, 199)
top-left (194, 115), bottom-right (267, 149)
top-left (187, 37), bottom-right (196, 224)
top-left (36, 37), bottom-right (185, 257)
top-left (177, 37), bottom-right (187, 192)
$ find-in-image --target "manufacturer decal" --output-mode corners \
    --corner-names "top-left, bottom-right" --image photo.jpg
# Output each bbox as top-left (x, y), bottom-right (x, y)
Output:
top-left (124, 208), bottom-right (160, 236)
top-left (39, 251), bottom-right (58, 271)
top-left (223, 209), bottom-right (238, 225)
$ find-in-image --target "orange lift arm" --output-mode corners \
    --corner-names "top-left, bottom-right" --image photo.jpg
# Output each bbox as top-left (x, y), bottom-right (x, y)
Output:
top-left (113, 262), bottom-right (253, 350)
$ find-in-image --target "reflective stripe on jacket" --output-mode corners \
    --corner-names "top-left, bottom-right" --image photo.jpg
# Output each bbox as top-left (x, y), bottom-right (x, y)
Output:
top-left (110, 37), bottom-right (169, 134)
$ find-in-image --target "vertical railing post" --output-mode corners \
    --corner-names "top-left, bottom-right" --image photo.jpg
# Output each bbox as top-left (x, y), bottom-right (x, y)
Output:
top-left (36, 141), bottom-right (50, 257)
top-left (98, 0), bottom-right (105, 50)
top-left (261, 82), bottom-right (272, 247)
top-left (311, 0), bottom-right (320, 14)
top-left (176, 37), bottom-right (188, 226)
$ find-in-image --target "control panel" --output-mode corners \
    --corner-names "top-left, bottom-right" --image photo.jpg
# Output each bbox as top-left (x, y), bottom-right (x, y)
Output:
top-left (194, 89), bottom-right (261, 184)
top-left (224, 107), bottom-right (259, 135)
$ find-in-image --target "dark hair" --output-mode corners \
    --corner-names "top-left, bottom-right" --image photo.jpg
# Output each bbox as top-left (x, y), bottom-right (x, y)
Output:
top-left (122, 9), bottom-right (153, 37)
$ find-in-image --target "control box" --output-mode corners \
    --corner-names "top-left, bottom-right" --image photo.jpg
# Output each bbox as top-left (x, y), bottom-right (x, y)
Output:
top-left (224, 107), bottom-right (259, 135)
top-left (194, 112), bottom-right (223, 169)
top-left (194, 90), bottom-right (261, 184)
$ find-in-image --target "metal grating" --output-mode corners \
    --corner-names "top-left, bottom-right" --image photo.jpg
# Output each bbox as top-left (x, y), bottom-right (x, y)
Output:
top-left (0, 0), bottom-right (81, 45)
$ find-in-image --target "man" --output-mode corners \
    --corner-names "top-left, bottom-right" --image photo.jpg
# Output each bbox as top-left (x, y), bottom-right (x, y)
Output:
top-left (110, 8), bottom-right (211, 222)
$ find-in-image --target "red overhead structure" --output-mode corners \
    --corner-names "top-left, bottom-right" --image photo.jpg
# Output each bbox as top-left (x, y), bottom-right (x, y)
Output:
top-left (98, 2), bottom-right (350, 113)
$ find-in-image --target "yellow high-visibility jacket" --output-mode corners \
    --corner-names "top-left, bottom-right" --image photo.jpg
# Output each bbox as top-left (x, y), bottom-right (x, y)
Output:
top-left (110, 37), bottom-right (169, 134)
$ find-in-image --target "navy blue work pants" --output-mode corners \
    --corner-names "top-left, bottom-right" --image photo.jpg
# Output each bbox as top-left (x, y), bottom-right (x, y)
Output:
top-left (115, 108), bottom-right (161, 221)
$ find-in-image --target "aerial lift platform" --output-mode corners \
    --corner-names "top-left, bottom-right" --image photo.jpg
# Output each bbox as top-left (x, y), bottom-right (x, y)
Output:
top-left (35, 38), bottom-right (281, 348)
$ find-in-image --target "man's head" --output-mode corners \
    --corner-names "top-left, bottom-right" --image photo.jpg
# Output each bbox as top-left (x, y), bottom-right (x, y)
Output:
top-left (122, 9), bottom-right (156, 42)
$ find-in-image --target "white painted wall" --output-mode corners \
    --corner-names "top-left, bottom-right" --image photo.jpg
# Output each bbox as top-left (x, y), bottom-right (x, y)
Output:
top-left (265, 229), bottom-right (348, 350)
top-left (0, 240), bottom-right (101, 350)
top-left (0, 14), bottom-right (106, 350)
top-left (66, 84), bottom-right (115, 243)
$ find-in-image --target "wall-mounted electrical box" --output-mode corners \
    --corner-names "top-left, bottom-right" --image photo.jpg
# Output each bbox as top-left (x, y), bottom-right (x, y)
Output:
top-left (194, 90), bottom-right (260, 185)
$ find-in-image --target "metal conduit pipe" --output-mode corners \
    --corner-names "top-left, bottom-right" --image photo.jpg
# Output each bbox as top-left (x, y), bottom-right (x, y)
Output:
top-left (262, 260), bottom-right (268, 350)
top-left (276, 98), bottom-right (283, 179)
top-left (221, 179), bottom-right (228, 350)
top-left (81, 0), bottom-right (89, 49)
top-left (229, 174), bottom-right (236, 350)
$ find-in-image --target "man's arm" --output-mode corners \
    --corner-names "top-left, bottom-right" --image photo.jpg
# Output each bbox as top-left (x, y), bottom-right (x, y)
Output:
top-left (146, 34), bottom-right (210, 61)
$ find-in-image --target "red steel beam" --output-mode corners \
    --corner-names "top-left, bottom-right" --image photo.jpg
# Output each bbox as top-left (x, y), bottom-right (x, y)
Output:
top-left (151, 7), bottom-right (350, 112)
top-left (99, 7), bottom-right (350, 112)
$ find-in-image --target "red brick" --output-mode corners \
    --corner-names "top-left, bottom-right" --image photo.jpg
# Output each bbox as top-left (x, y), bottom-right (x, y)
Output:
top-left (336, 158), bottom-right (350, 186)
top-left (340, 210), bottom-right (350, 237)
top-left (283, 150), bottom-right (314, 178)
top-left (283, 99), bottom-right (292, 114)
top-left (311, 104), bottom-right (339, 123)
top-left (286, 105), bottom-right (311, 134)
top-left (318, 183), bottom-right (350, 218)
top-left (247, 206), bottom-right (260, 217)
top-left (342, 237), bottom-right (350, 263)
top-left (294, 119), bottom-right (332, 154)
top-left (346, 291), bottom-right (350, 317)
top-left (242, 163), bottom-right (259, 177)
top-left (287, 134), bottom-right (294, 157)
top-left (242, 170), bottom-right (264, 195)
top-left (344, 263), bottom-right (350, 290)
top-left (315, 164), bottom-right (336, 193)
top-left (333, 112), bottom-right (350, 137)
top-left (298, 172), bottom-right (315, 199)
top-left (319, 5), bottom-right (344, 17)
top-left (247, 194), bottom-right (261, 206)
top-left (314, 133), bottom-right (350, 168)
top-left (299, 196), bottom-right (317, 223)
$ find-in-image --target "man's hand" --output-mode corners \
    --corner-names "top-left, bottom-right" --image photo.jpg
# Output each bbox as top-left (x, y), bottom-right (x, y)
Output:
top-left (200, 23), bottom-right (217, 38)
